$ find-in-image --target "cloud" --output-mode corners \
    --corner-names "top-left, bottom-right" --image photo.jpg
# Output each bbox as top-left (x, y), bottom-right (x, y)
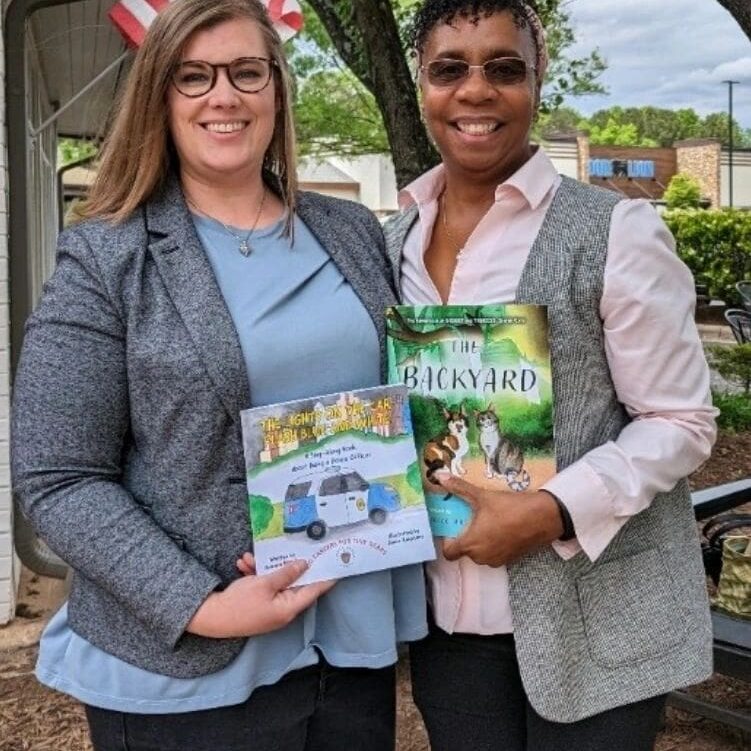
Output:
top-left (564, 0), bottom-right (751, 124)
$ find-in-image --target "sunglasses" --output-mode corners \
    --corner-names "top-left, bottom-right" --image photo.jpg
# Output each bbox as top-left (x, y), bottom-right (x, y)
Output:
top-left (421, 57), bottom-right (535, 87)
top-left (171, 57), bottom-right (277, 97)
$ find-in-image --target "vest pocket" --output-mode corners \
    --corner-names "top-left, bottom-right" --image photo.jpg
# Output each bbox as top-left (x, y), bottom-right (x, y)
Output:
top-left (576, 548), bottom-right (685, 667)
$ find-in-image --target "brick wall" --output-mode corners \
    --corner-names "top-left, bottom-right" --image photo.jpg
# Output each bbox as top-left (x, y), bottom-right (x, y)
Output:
top-left (576, 134), bottom-right (590, 183)
top-left (0, 10), bottom-right (18, 626)
top-left (675, 139), bottom-right (721, 208)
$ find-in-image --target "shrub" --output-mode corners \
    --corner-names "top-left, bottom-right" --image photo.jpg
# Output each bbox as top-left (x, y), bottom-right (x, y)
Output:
top-left (663, 208), bottom-right (751, 305)
top-left (249, 494), bottom-right (274, 536)
top-left (708, 344), bottom-right (751, 394)
top-left (712, 390), bottom-right (751, 433)
top-left (664, 173), bottom-right (702, 209)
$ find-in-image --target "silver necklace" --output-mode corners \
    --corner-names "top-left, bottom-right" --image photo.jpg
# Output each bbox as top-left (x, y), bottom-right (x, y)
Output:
top-left (186, 187), bottom-right (267, 257)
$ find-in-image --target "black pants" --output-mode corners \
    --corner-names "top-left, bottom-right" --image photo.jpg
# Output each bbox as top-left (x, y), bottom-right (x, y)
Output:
top-left (410, 620), bottom-right (666, 751)
top-left (85, 659), bottom-right (395, 751)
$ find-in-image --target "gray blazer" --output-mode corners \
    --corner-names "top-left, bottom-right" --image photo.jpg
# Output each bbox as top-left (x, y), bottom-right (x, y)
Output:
top-left (11, 175), bottom-right (398, 677)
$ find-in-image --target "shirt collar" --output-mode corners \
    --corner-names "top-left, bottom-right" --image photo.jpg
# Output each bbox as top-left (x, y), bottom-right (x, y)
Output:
top-left (397, 163), bottom-right (445, 210)
top-left (398, 145), bottom-right (558, 212)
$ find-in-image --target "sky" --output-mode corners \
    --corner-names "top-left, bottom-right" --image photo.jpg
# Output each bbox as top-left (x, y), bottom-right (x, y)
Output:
top-left (565, 0), bottom-right (751, 128)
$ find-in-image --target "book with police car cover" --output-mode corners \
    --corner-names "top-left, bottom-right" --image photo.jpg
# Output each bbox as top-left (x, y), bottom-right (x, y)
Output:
top-left (386, 305), bottom-right (556, 538)
top-left (240, 384), bottom-right (435, 585)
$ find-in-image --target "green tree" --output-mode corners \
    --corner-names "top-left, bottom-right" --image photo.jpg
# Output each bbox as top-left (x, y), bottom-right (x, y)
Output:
top-left (579, 105), bottom-right (751, 148)
top-left (586, 117), bottom-right (658, 147)
top-left (585, 106), bottom-right (701, 147)
top-left (57, 137), bottom-right (97, 167)
top-left (294, 69), bottom-right (389, 156)
top-left (535, 105), bottom-right (584, 140)
top-left (295, 0), bottom-right (606, 185)
top-left (664, 173), bottom-right (702, 210)
top-left (534, 0), bottom-right (606, 112)
top-left (701, 112), bottom-right (750, 148)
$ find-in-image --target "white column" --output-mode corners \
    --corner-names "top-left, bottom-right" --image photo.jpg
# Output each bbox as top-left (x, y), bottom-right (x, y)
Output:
top-left (0, 9), bottom-right (18, 625)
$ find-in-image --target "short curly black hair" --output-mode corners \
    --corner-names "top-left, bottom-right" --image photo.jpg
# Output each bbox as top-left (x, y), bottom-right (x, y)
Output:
top-left (409, 0), bottom-right (539, 57)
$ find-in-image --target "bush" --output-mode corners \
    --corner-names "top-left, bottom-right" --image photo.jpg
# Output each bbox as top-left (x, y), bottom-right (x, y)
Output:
top-left (708, 344), bottom-right (751, 394)
top-left (663, 208), bottom-right (751, 305)
top-left (712, 390), bottom-right (751, 433)
top-left (249, 494), bottom-right (274, 536)
top-left (664, 173), bottom-right (702, 209)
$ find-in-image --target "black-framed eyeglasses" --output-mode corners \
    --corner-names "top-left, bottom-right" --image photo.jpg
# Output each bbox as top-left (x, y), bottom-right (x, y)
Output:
top-left (420, 57), bottom-right (535, 88)
top-left (171, 57), bottom-right (277, 97)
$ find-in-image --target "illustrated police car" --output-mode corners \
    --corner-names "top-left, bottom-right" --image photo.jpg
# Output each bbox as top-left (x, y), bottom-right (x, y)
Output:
top-left (283, 471), bottom-right (401, 540)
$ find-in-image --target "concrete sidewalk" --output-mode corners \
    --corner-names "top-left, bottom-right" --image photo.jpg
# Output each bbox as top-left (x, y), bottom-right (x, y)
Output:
top-left (698, 323), bottom-right (737, 344)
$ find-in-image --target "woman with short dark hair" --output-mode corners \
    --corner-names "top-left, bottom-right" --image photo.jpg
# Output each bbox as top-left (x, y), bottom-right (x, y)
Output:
top-left (385, 1), bottom-right (717, 748)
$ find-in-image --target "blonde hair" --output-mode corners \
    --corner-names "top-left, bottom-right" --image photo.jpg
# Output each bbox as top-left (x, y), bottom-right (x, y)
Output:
top-left (76, 0), bottom-right (297, 228)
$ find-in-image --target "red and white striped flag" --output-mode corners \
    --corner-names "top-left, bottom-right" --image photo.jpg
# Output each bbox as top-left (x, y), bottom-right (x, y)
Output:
top-left (109, 0), bottom-right (303, 48)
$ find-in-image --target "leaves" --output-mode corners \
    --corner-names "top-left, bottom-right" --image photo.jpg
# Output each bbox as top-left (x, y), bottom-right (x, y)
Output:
top-left (249, 494), bottom-right (275, 536)
top-left (294, 69), bottom-right (389, 156)
top-left (709, 344), bottom-right (751, 395)
top-left (712, 390), bottom-right (751, 432)
top-left (57, 138), bottom-right (97, 167)
top-left (664, 174), bottom-right (703, 210)
top-left (664, 208), bottom-right (751, 305)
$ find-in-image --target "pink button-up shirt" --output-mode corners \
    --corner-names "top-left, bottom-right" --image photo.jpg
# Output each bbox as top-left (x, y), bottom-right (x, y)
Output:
top-left (399, 148), bottom-right (717, 635)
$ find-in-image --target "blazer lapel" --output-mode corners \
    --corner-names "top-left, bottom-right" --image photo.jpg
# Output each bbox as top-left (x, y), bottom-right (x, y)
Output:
top-left (383, 205), bottom-right (419, 298)
top-left (145, 176), bottom-right (251, 421)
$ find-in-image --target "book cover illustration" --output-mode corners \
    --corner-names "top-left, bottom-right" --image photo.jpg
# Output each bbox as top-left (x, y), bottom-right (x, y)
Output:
top-left (386, 305), bottom-right (555, 538)
top-left (241, 385), bottom-right (435, 585)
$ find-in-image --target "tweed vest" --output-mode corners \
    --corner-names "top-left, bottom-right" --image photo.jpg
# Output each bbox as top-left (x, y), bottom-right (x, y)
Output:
top-left (385, 176), bottom-right (712, 723)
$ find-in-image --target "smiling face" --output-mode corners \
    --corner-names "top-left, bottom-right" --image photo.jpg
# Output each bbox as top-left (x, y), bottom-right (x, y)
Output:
top-left (419, 11), bottom-right (538, 187)
top-left (167, 17), bottom-right (277, 187)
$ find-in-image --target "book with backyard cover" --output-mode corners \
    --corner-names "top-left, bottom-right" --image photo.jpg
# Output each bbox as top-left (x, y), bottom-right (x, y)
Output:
top-left (240, 384), bottom-right (435, 585)
top-left (386, 305), bottom-right (556, 538)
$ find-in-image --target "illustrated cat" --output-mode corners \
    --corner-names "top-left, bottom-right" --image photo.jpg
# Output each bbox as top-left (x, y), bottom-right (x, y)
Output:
top-left (475, 404), bottom-right (530, 491)
top-left (423, 405), bottom-right (470, 482)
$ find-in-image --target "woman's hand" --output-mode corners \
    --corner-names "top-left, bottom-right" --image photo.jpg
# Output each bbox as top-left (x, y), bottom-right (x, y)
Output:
top-left (436, 475), bottom-right (564, 567)
top-left (187, 560), bottom-right (334, 639)
top-left (236, 551), bottom-right (256, 576)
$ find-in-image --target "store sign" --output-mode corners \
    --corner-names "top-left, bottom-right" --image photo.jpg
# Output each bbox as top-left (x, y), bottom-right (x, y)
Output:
top-left (589, 159), bottom-right (656, 179)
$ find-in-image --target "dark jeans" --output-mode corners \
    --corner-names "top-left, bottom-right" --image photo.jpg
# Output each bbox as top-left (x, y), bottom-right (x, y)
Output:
top-left (410, 619), bottom-right (666, 751)
top-left (85, 659), bottom-right (395, 751)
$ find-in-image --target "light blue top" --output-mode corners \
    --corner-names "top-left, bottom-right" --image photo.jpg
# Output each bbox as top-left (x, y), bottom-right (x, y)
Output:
top-left (36, 212), bottom-right (427, 714)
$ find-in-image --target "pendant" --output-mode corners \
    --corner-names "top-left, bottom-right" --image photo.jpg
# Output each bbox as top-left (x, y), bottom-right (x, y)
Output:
top-left (238, 240), bottom-right (251, 256)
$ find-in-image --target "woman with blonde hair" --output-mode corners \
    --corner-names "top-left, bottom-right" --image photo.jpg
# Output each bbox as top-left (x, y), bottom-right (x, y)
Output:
top-left (11, 1), bottom-right (425, 749)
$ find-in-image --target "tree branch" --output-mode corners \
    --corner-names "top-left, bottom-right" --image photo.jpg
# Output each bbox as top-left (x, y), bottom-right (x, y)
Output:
top-left (716, 0), bottom-right (751, 41)
top-left (305, 0), bottom-right (374, 89)
top-left (386, 308), bottom-right (482, 343)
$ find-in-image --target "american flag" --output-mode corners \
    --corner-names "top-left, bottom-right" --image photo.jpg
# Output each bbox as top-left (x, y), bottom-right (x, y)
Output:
top-left (108, 0), bottom-right (303, 48)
